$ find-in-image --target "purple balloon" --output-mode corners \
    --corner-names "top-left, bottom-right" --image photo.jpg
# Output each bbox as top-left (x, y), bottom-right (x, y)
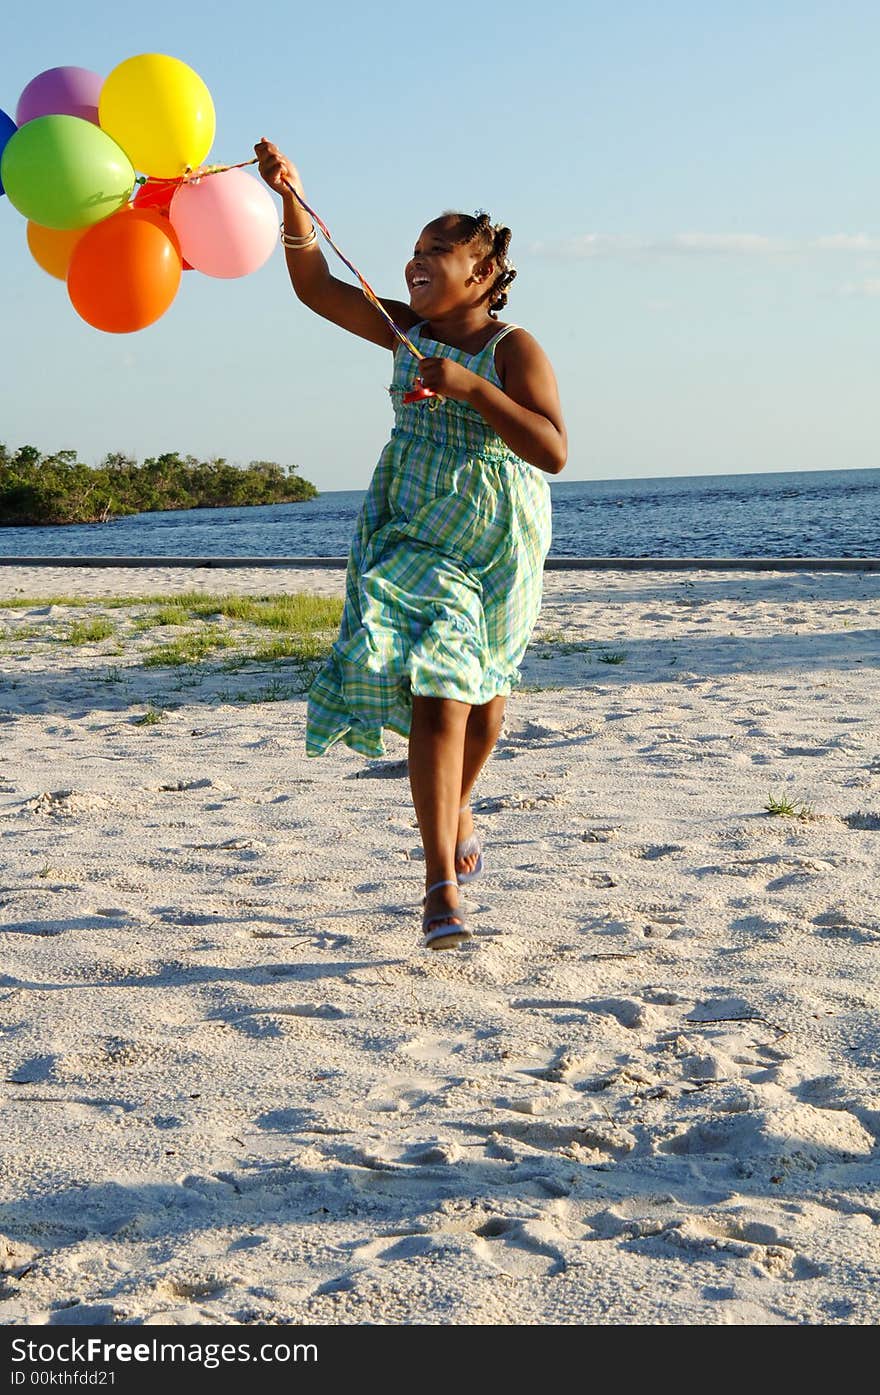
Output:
top-left (15, 66), bottom-right (103, 127)
top-left (0, 108), bottom-right (16, 196)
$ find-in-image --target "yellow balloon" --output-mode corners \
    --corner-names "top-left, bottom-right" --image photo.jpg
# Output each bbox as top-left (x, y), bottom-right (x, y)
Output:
top-left (99, 53), bottom-right (215, 179)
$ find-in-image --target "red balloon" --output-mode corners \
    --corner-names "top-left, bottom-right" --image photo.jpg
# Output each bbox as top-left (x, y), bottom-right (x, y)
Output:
top-left (68, 206), bottom-right (182, 333)
top-left (133, 179), bottom-right (194, 269)
top-left (133, 177), bottom-right (176, 212)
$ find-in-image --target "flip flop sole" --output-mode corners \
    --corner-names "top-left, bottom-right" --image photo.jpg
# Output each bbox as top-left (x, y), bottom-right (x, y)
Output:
top-left (423, 925), bottom-right (472, 950)
top-left (455, 834), bottom-right (484, 885)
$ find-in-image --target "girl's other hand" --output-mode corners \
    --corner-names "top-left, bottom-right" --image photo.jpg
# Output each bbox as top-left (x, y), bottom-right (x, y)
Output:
top-left (254, 138), bottom-right (302, 197)
top-left (416, 357), bottom-right (479, 402)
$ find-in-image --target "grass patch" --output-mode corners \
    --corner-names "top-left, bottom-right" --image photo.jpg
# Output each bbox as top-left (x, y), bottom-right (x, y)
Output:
top-left (597, 650), bottom-right (627, 664)
top-left (533, 633), bottom-right (593, 657)
top-left (150, 603), bottom-right (195, 626)
top-left (249, 634), bottom-right (332, 663)
top-left (1, 594), bottom-right (154, 611)
top-left (133, 592), bottom-right (342, 634)
top-left (1, 591), bottom-right (344, 631)
top-left (2, 591), bottom-right (342, 678)
top-left (66, 618), bottom-right (115, 645)
top-left (143, 631), bottom-right (236, 667)
top-left (133, 706), bottom-right (165, 726)
top-left (240, 678), bottom-right (293, 703)
top-left (765, 793), bottom-right (815, 819)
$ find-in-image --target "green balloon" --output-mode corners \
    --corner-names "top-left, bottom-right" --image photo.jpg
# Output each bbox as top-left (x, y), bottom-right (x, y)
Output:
top-left (0, 114), bottom-right (134, 230)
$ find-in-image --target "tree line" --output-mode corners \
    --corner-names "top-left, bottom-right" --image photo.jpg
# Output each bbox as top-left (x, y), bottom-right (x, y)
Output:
top-left (0, 444), bottom-right (318, 526)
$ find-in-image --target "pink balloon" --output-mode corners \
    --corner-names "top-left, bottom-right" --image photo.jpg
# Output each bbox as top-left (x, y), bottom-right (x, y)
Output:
top-left (16, 67), bottom-right (103, 127)
top-left (169, 169), bottom-right (277, 279)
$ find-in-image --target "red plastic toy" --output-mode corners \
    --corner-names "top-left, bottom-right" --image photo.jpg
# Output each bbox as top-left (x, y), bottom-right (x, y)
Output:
top-left (402, 382), bottom-right (437, 404)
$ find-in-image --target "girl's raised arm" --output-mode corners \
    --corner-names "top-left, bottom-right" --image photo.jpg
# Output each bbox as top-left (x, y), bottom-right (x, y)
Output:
top-left (255, 140), bottom-right (416, 350)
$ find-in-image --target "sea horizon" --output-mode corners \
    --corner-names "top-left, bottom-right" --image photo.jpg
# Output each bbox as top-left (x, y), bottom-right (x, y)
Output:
top-left (2, 463), bottom-right (879, 561)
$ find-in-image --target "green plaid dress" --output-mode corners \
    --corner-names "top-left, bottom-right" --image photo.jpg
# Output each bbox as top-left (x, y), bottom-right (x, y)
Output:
top-left (306, 323), bottom-right (552, 757)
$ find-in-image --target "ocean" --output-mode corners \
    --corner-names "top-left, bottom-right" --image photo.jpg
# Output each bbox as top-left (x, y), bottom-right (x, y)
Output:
top-left (1, 467), bottom-right (879, 560)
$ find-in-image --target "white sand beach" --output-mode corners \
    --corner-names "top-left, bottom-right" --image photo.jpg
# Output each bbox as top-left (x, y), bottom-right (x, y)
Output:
top-left (1, 563), bottom-right (879, 1326)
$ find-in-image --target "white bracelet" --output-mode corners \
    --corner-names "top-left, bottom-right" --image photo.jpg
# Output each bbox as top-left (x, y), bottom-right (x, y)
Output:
top-left (280, 223), bottom-right (317, 249)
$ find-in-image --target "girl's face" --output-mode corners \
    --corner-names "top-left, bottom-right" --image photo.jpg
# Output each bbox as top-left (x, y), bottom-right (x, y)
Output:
top-left (405, 217), bottom-right (492, 316)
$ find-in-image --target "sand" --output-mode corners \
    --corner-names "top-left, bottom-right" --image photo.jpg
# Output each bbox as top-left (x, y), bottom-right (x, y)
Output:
top-left (0, 563), bottom-right (879, 1326)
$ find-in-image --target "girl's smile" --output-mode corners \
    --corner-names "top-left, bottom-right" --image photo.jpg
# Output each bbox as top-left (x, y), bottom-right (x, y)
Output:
top-left (405, 217), bottom-right (488, 313)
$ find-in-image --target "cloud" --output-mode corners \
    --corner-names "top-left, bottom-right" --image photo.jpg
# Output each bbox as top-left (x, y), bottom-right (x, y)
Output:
top-left (839, 278), bottom-right (880, 298)
top-left (530, 232), bottom-right (880, 261)
top-left (812, 235), bottom-right (880, 252)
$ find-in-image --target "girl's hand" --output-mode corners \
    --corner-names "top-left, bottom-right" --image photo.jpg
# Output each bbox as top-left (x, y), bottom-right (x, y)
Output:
top-left (415, 357), bottom-right (479, 402)
top-left (254, 138), bottom-right (302, 198)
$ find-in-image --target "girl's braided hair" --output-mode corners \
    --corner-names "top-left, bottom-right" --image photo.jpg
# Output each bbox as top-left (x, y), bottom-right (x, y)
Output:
top-left (447, 210), bottom-right (517, 317)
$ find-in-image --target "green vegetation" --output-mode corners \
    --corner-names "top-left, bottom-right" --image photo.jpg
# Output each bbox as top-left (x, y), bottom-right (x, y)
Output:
top-left (133, 706), bottom-right (165, 726)
top-left (136, 592), bottom-right (340, 689)
top-left (597, 650), bottom-right (628, 664)
top-left (0, 589), bottom-right (343, 701)
top-left (142, 632), bottom-right (237, 667)
top-left (0, 591), bottom-right (343, 694)
top-left (137, 592), bottom-right (340, 671)
top-left (765, 793), bottom-right (815, 819)
top-left (0, 443), bottom-right (317, 526)
top-left (66, 617), bottom-right (115, 645)
top-left (533, 629), bottom-right (593, 657)
top-left (137, 591), bottom-right (341, 633)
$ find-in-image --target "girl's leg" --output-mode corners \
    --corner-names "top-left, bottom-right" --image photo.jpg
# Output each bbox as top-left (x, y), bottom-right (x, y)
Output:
top-left (456, 695), bottom-right (506, 875)
top-left (408, 695), bottom-right (471, 924)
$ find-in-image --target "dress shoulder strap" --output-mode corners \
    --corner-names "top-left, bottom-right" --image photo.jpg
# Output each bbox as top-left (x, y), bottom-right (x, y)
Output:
top-left (489, 323), bottom-right (519, 346)
top-left (477, 323), bottom-right (520, 357)
top-left (471, 325), bottom-right (520, 388)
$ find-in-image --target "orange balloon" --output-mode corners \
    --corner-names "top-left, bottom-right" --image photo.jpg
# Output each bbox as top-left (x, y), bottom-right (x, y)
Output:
top-left (27, 222), bottom-right (86, 280)
top-left (67, 206), bottom-right (182, 333)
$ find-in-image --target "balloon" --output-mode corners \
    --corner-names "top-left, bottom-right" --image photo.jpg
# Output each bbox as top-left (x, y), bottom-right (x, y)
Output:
top-left (99, 54), bottom-right (215, 178)
top-left (0, 108), bottom-right (16, 196)
top-left (132, 177), bottom-right (179, 212)
top-left (132, 179), bottom-right (194, 269)
top-left (0, 115), bottom-right (134, 229)
top-left (169, 169), bottom-right (277, 278)
top-left (27, 222), bottom-right (86, 280)
top-left (68, 206), bottom-right (182, 333)
top-left (16, 67), bottom-right (103, 126)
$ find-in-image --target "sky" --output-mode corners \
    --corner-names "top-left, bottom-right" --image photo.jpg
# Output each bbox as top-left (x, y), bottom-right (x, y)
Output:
top-left (0, 1), bottom-right (878, 490)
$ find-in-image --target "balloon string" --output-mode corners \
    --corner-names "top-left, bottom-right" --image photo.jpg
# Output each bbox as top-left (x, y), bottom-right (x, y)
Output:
top-left (141, 158), bottom-right (429, 379)
top-left (139, 156), bottom-right (262, 189)
top-left (282, 179), bottom-right (426, 362)
top-left (145, 160), bottom-right (424, 361)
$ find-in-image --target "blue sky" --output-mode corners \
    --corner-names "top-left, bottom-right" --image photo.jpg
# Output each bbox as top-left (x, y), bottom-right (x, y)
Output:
top-left (1, 1), bottom-right (878, 489)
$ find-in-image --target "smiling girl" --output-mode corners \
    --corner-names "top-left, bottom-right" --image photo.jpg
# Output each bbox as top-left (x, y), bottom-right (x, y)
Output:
top-left (255, 140), bottom-right (567, 949)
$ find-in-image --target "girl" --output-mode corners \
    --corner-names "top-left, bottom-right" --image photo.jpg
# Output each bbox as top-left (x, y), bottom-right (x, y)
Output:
top-left (255, 140), bottom-right (567, 950)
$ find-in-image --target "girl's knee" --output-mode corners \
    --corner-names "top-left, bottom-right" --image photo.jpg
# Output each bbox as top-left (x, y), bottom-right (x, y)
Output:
top-left (412, 695), bottom-right (470, 734)
top-left (468, 698), bottom-right (505, 742)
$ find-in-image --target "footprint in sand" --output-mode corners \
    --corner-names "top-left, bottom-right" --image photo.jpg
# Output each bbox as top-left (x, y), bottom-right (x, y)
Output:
top-left (636, 844), bottom-right (684, 861)
top-left (471, 1216), bottom-right (570, 1277)
top-left (659, 1102), bottom-right (874, 1167)
top-left (399, 1032), bottom-right (473, 1063)
top-left (485, 1117), bottom-right (635, 1159)
top-left (588, 1207), bottom-right (825, 1280)
top-left (365, 1074), bottom-right (439, 1113)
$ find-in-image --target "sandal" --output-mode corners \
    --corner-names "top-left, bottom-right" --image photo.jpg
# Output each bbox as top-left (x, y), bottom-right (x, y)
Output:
top-left (455, 805), bottom-right (484, 885)
top-left (422, 879), bottom-right (471, 951)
